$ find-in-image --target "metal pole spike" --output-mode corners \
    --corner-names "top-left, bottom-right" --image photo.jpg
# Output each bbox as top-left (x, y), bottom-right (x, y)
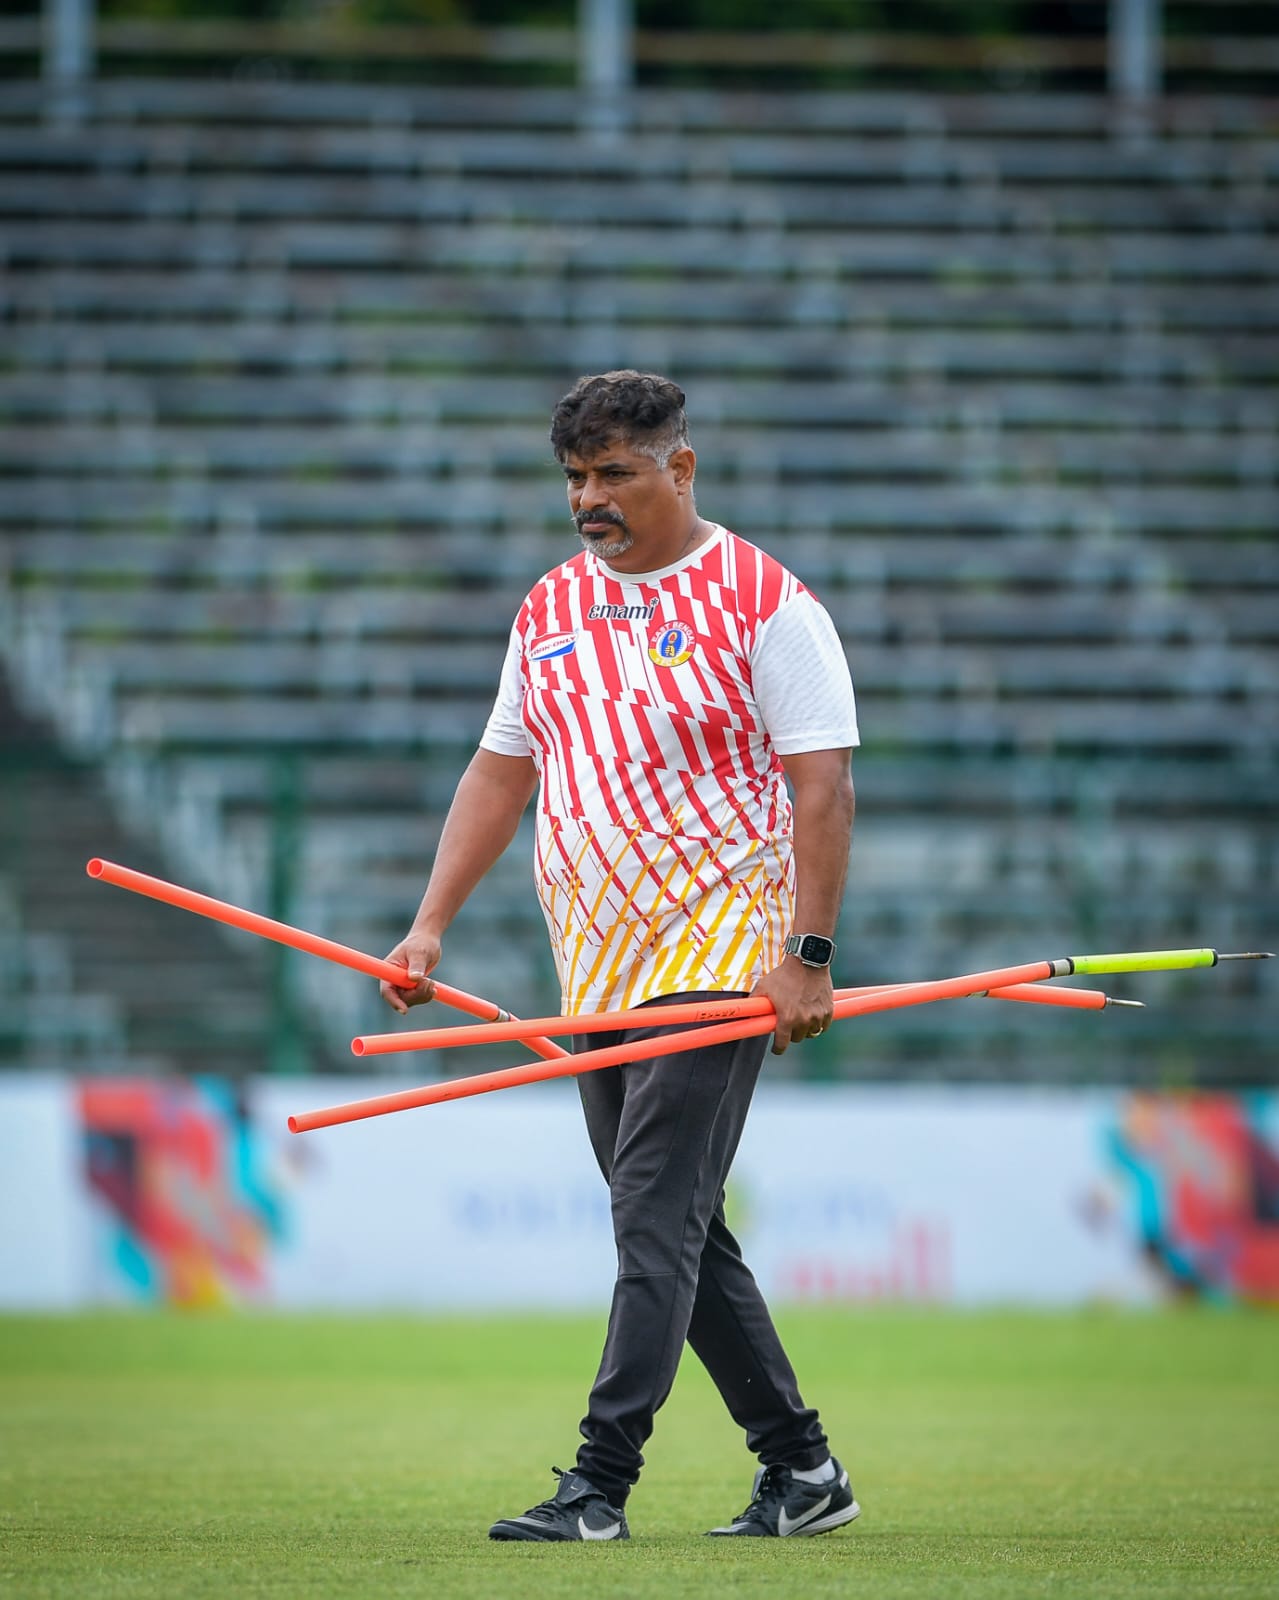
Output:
top-left (1105, 997), bottom-right (1146, 1008)
top-left (1216, 951), bottom-right (1276, 961)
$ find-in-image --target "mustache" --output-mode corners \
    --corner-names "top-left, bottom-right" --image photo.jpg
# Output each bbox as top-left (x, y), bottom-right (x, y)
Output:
top-left (575, 511), bottom-right (628, 533)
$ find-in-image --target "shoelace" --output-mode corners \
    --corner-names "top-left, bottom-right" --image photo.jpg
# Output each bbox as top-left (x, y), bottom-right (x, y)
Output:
top-left (732, 1464), bottom-right (792, 1528)
top-left (518, 1467), bottom-right (568, 1521)
top-left (521, 1465), bottom-right (603, 1523)
top-left (520, 1500), bottom-right (558, 1522)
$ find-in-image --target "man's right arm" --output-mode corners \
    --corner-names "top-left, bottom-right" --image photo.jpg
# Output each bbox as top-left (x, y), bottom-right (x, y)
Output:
top-left (379, 748), bottom-right (538, 1014)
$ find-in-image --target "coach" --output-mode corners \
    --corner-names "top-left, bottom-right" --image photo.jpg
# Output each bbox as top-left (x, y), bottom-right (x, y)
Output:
top-left (381, 370), bottom-right (861, 1542)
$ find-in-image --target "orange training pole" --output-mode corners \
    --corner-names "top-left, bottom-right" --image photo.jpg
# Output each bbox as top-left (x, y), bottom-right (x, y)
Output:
top-left (350, 978), bottom-right (1110, 1057)
top-left (289, 955), bottom-right (1069, 1132)
top-left (85, 857), bottom-right (567, 1062)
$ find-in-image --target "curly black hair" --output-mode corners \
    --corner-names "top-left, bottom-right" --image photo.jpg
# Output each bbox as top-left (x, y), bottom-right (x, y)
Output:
top-left (550, 370), bottom-right (690, 465)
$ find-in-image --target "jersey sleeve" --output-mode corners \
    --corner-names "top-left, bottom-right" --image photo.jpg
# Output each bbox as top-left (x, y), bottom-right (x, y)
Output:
top-left (752, 592), bottom-right (860, 754)
top-left (478, 624), bottom-right (533, 757)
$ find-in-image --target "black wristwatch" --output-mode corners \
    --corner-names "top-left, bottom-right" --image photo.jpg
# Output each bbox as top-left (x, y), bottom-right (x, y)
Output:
top-left (784, 933), bottom-right (836, 969)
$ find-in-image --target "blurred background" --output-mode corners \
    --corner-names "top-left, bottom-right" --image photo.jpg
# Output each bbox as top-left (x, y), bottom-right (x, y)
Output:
top-left (0, 0), bottom-right (1275, 1312)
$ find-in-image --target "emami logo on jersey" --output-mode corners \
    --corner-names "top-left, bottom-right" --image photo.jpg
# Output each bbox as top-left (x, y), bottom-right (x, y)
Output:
top-left (529, 632), bottom-right (578, 661)
top-left (588, 601), bottom-right (659, 622)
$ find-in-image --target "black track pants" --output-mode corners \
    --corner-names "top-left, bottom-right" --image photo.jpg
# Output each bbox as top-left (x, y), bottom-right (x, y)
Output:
top-left (573, 993), bottom-right (829, 1505)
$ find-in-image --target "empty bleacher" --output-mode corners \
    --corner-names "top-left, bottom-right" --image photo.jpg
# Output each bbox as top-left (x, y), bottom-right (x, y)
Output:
top-left (0, 72), bottom-right (1274, 1082)
top-left (0, 680), bottom-right (315, 1075)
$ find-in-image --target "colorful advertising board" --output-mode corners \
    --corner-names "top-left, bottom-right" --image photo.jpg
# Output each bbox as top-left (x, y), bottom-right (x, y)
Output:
top-left (1, 1077), bottom-right (1276, 1310)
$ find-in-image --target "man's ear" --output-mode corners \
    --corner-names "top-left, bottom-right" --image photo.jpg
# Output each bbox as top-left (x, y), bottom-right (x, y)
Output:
top-left (669, 446), bottom-right (697, 494)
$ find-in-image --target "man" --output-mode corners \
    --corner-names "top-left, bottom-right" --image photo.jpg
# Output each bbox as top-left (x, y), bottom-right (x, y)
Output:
top-left (381, 370), bottom-right (860, 1542)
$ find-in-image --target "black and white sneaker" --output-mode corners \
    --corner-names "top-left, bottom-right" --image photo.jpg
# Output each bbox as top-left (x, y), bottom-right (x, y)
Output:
top-left (489, 1467), bottom-right (630, 1542)
top-left (707, 1458), bottom-right (860, 1538)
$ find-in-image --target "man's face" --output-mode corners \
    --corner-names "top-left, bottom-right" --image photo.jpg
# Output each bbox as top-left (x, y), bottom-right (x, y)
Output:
top-left (562, 439), bottom-right (695, 573)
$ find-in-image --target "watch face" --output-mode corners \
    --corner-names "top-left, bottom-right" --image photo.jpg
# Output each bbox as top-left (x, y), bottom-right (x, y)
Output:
top-left (796, 935), bottom-right (835, 966)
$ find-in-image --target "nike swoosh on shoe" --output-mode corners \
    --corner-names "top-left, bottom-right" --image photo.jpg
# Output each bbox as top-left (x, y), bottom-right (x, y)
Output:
top-left (777, 1494), bottom-right (832, 1537)
top-left (578, 1515), bottom-right (624, 1540)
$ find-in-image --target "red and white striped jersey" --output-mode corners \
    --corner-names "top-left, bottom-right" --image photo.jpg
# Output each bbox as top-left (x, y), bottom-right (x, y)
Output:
top-left (481, 525), bottom-right (858, 1014)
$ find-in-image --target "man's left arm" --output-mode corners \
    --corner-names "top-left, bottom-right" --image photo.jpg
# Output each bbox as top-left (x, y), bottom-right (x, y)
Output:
top-left (752, 747), bottom-right (855, 1054)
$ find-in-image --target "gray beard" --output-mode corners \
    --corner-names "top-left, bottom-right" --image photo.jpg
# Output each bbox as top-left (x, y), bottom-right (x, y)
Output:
top-left (579, 528), bottom-right (634, 560)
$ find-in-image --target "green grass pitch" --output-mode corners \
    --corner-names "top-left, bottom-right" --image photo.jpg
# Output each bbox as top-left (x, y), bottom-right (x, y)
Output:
top-left (2, 1308), bottom-right (1276, 1598)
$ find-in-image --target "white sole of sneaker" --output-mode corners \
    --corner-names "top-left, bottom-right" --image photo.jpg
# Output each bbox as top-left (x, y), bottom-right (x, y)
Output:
top-left (792, 1498), bottom-right (861, 1536)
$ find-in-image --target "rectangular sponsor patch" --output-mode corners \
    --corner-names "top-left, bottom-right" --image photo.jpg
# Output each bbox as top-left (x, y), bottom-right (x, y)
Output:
top-left (529, 632), bottom-right (577, 662)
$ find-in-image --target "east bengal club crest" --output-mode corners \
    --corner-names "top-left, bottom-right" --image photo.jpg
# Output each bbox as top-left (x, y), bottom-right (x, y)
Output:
top-left (648, 619), bottom-right (697, 667)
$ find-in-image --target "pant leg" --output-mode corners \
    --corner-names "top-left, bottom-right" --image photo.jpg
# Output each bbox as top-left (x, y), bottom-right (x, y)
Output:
top-left (572, 995), bottom-right (826, 1503)
top-left (686, 1203), bottom-right (828, 1470)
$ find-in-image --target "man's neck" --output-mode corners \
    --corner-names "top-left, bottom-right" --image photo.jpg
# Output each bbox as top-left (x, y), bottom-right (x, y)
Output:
top-left (604, 517), bottom-right (713, 577)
